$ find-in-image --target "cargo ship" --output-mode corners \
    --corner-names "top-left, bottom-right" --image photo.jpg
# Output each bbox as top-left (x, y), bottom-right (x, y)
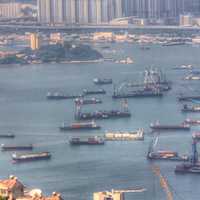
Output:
top-left (74, 98), bottom-right (102, 105)
top-left (46, 92), bottom-right (83, 100)
top-left (12, 152), bottom-right (51, 163)
top-left (184, 118), bottom-right (200, 125)
top-left (150, 121), bottom-right (190, 131)
top-left (93, 78), bottom-right (112, 85)
top-left (59, 121), bottom-right (101, 131)
top-left (83, 89), bottom-right (106, 95)
top-left (69, 136), bottom-right (105, 145)
top-left (1, 144), bottom-right (33, 151)
top-left (0, 134), bottom-right (15, 138)
top-left (182, 104), bottom-right (200, 112)
top-left (147, 137), bottom-right (188, 161)
top-left (105, 129), bottom-right (144, 141)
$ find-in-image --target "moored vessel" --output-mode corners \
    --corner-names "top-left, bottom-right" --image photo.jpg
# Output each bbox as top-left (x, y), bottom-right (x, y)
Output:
top-left (59, 121), bottom-right (101, 131)
top-left (105, 129), bottom-right (144, 141)
top-left (182, 104), bottom-right (200, 112)
top-left (93, 78), bottom-right (112, 85)
top-left (0, 133), bottom-right (15, 138)
top-left (150, 121), bottom-right (190, 131)
top-left (46, 92), bottom-right (83, 100)
top-left (69, 136), bottom-right (105, 145)
top-left (74, 98), bottom-right (102, 105)
top-left (83, 89), bottom-right (106, 95)
top-left (1, 144), bottom-right (33, 151)
top-left (184, 118), bottom-right (200, 125)
top-left (12, 152), bottom-right (51, 163)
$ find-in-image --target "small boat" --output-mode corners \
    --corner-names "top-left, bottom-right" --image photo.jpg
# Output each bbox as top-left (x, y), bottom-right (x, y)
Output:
top-left (74, 98), bottom-right (102, 105)
top-left (1, 144), bottom-right (33, 151)
top-left (59, 121), bottom-right (101, 131)
top-left (0, 134), bottom-right (15, 138)
top-left (83, 89), bottom-right (106, 95)
top-left (93, 78), bottom-right (112, 85)
top-left (184, 75), bottom-right (200, 80)
top-left (46, 92), bottom-right (83, 100)
top-left (178, 95), bottom-right (200, 101)
top-left (115, 57), bottom-right (134, 64)
top-left (12, 152), bottom-right (51, 163)
top-left (69, 136), bottom-right (105, 145)
top-left (150, 121), bottom-right (190, 131)
top-left (162, 41), bottom-right (185, 46)
top-left (105, 129), bottom-right (144, 141)
top-left (182, 104), bottom-right (200, 112)
top-left (175, 163), bottom-right (200, 174)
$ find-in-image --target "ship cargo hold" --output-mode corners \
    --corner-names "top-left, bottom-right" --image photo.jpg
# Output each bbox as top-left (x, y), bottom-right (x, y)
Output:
top-left (59, 121), bottom-right (101, 131)
top-left (1, 144), bottom-right (33, 151)
top-left (69, 136), bottom-right (105, 145)
top-left (12, 152), bottom-right (51, 163)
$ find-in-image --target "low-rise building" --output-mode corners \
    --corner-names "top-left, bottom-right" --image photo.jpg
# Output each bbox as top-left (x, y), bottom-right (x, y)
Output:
top-left (0, 175), bottom-right (24, 199)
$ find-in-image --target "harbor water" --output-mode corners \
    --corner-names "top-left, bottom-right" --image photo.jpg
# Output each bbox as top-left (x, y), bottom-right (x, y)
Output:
top-left (0, 43), bottom-right (200, 199)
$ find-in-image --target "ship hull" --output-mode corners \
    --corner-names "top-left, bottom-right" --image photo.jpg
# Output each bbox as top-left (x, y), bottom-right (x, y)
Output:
top-left (13, 155), bottom-right (51, 163)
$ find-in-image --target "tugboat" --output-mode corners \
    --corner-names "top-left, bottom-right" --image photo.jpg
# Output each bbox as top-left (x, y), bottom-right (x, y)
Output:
top-left (83, 89), bottom-right (106, 95)
top-left (69, 136), bottom-right (105, 145)
top-left (46, 92), bottom-right (83, 100)
top-left (182, 104), bottom-right (200, 112)
top-left (12, 152), bottom-right (51, 163)
top-left (93, 78), bottom-right (112, 85)
top-left (74, 98), bottom-right (102, 105)
top-left (147, 136), bottom-right (188, 161)
top-left (1, 144), bottom-right (33, 151)
top-left (105, 129), bottom-right (144, 141)
top-left (150, 121), bottom-right (190, 131)
top-left (59, 121), bottom-right (101, 131)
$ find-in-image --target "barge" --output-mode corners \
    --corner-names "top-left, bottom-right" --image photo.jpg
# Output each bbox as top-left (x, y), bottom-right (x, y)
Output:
top-left (69, 136), bottom-right (105, 145)
top-left (47, 92), bottom-right (83, 100)
top-left (75, 98), bottom-right (102, 105)
top-left (150, 121), bottom-right (190, 131)
top-left (12, 152), bottom-right (51, 163)
top-left (182, 104), bottom-right (200, 112)
top-left (0, 134), bottom-right (15, 138)
top-left (184, 118), bottom-right (200, 125)
top-left (147, 137), bottom-right (188, 161)
top-left (1, 144), bottom-right (33, 151)
top-left (105, 129), bottom-right (144, 141)
top-left (93, 78), bottom-right (112, 85)
top-left (59, 121), bottom-right (101, 131)
top-left (83, 89), bottom-right (106, 95)
top-left (178, 95), bottom-right (200, 101)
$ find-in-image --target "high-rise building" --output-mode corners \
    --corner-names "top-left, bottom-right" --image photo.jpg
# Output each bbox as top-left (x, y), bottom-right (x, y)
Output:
top-left (38, 0), bottom-right (123, 25)
top-left (30, 33), bottom-right (41, 50)
top-left (0, 1), bottom-right (23, 18)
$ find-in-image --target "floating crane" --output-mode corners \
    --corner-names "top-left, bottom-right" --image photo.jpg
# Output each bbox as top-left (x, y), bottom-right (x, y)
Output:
top-left (152, 165), bottom-right (173, 200)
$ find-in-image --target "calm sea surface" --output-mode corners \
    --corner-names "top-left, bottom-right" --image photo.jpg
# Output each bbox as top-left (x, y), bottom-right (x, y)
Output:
top-left (0, 43), bottom-right (200, 200)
